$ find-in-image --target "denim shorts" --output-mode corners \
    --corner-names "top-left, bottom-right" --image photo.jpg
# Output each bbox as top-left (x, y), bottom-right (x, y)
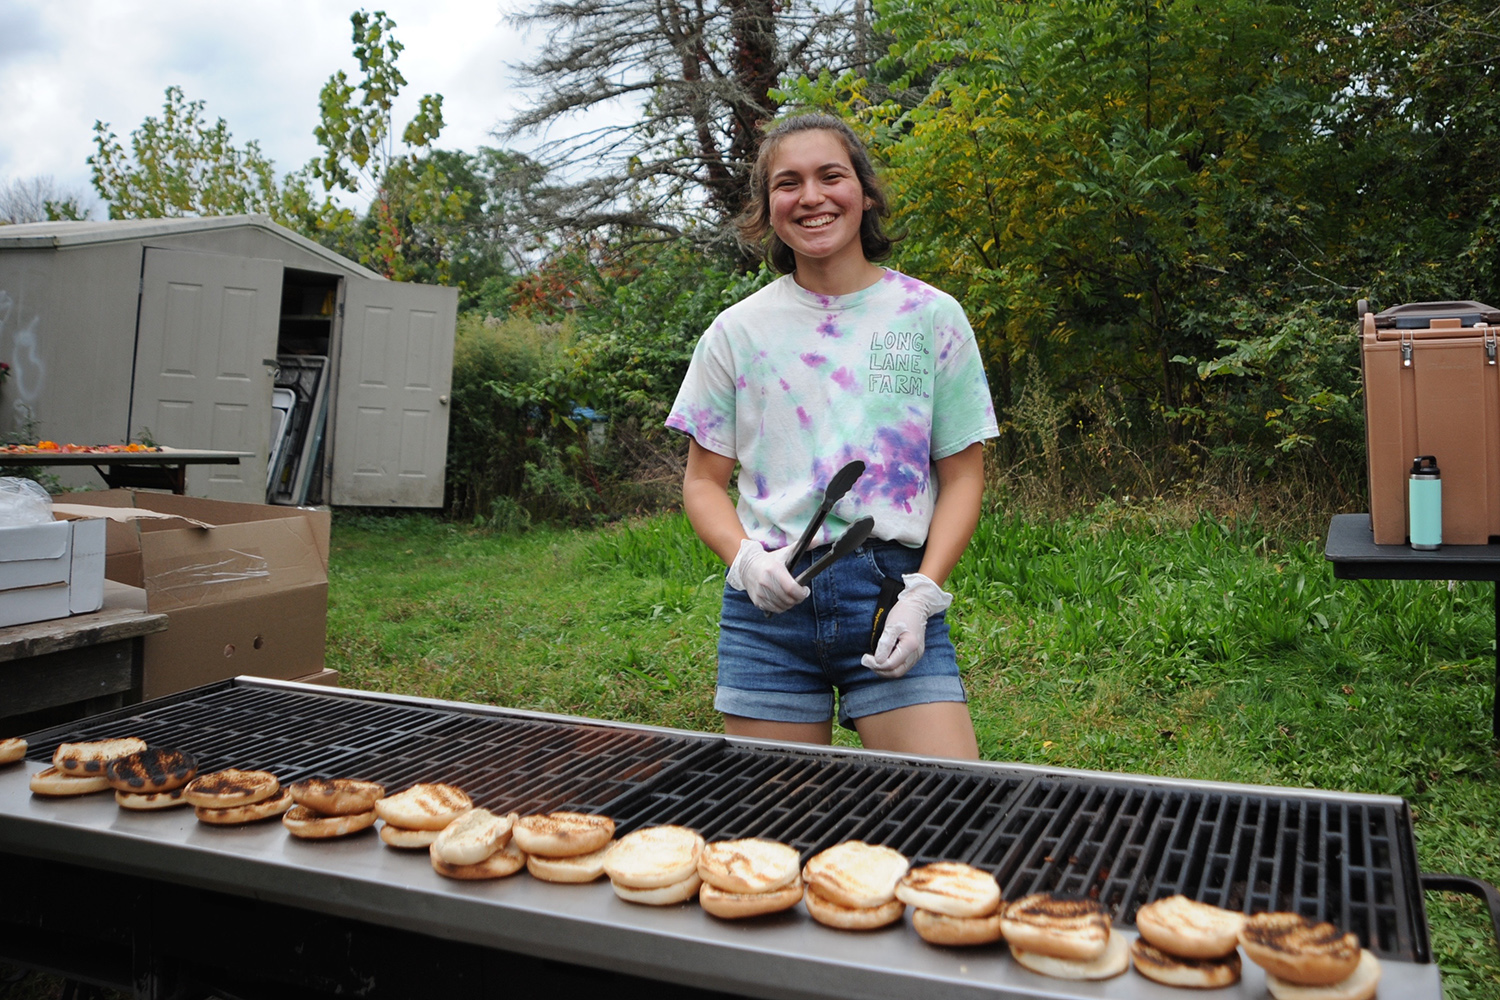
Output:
top-left (714, 540), bottom-right (967, 729)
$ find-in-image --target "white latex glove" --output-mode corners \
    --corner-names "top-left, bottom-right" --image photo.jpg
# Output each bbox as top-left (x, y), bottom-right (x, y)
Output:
top-left (726, 539), bottom-right (810, 614)
top-left (861, 573), bottom-right (953, 679)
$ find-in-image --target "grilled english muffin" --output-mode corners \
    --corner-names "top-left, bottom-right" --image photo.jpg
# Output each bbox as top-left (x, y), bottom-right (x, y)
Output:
top-left (30, 765), bottom-right (111, 796)
top-left (911, 907), bottom-right (1006, 946)
top-left (53, 737), bottom-right (147, 774)
top-left (183, 768), bottom-right (280, 808)
top-left (896, 862), bottom-right (1001, 918)
top-left (283, 805), bottom-right (378, 839)
top-left (802, 841), bottom-right (909, 910)
top-left (1011, 931), bottom-right (1130, 981)
top-left (697, 838), bottom-right (801, 895)
top-left (1265, 949), bottom-right (1381, 1000)
top-left (104, 747), bottom-right (197, 793)
top-left (699, 878), bottom-right (804, 920)
top-left (512, 811), bottom-right (615, 858)
top-left (0, 737), bottom-right (26, 765)
top-left (1134, 894), bottom-right (1246, 959)
top-left (1240, 912), bottom-right (1362, 986)
top-left (802, 883), bottom-right (905, 930)
top-left (999, 894), bottom-right (1111, 962)
top-left (194, 787), bottom-right (294, 825)
top-left (1131, 938), bottom-right (1242, 988)
top-left (373, 783), bottom-right (472, 831)
top-left (603, 825), bottom-right (704, 889)
top-left (289, 777), bottom-right (385, 816)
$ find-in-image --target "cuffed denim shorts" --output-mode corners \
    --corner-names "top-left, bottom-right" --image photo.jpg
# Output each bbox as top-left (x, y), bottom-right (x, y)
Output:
top-left (714, 540), bottom-right (967, 729)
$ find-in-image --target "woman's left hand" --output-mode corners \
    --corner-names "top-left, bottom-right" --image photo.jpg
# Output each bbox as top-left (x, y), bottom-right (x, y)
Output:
top-left (862, 573), bottom-right (952, 678)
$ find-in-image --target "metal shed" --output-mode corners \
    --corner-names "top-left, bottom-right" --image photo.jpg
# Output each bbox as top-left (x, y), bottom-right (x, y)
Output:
top-left (0, 215), bottom-right (457, 507)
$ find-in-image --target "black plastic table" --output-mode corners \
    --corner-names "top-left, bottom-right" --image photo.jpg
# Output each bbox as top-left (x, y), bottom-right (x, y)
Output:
top-left (0, 448), bottom-right (247, 494)
top-left (1325, 513), bottom-right (1500, 739)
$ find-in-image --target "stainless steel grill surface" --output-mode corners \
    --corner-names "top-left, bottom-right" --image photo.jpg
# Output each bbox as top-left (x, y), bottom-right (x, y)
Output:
top-left (0, 678), bottom-right (1443, 999)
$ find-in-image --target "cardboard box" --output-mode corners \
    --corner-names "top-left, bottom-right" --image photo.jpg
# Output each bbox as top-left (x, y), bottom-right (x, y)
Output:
top-left (54, 490), bottom-right (330, 699)
top-left (0, 515), bottom-right (106, 628)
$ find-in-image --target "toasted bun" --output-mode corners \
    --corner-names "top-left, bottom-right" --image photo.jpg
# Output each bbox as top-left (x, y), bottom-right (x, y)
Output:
top-left (611, 871), bottom-right (702, 906)
top-left (603, 825), bottom-right (705, 889)
top-left (803, 884), bottom-right (905, 930)
top-left (1267, 950), bottom-right (1381, 1000)
top-left (104, 747), bottom-right (197, 793)
top-left (184, 769), bottom-right (280, 808)
top-left (433, 808), bottom-right (515, 866)
top-left (30, 765), bottom-right (111, 796)
top-left (115, 788), bottom-right (190, 811)
top-left (373, 783), bottom-right (472, 831)
top-left (379, 823), bottom-right (441, 849)
top-left (896, 862), bottom-right (1001, 918)
top-left (1000, 894), bottom-right (1111, 962)
top-left (53, 737), bottom-right (147, 774)
top-left (290, 777), bottom-right (385, 816)
top-left (526, 843), bottom-right (613, 883)
top-left (0, 737), bottom-right (27, 765)
top-left (195, 787), bottom-right (293, 825)
top-left (700, 878), bottom-right (804, 919)
top-left (1135, 894), bottom-right (1246, 959)
top-left (513, 811), bottom-right (615, 858)
top-left (1132, 938), bottom-right (1242, 988)
top-left (911, 908), bottom-right (1006, 946)
top-left (1240, 912), bottom-right (1362, 986)
top-left (283, 805), bottom-right (378, 839)
top-left (1011, 931), bottom-right (1129, 980)
top-left (804, 841), bottom-right (909, 910)
top-left (430, 837), bottom-right (526, 880)
top-left (698, 838), bottom-right (801, 894)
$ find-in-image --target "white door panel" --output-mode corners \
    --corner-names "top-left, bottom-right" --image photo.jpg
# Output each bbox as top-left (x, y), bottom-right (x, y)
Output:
top-left (330, 280), bottom-right (456, 507)
top-left (131, 247), bottom-right (281, 501)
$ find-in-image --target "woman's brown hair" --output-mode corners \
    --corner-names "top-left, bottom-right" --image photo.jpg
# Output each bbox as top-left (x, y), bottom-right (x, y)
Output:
top-left (737, 114), bottom-right (897, 274)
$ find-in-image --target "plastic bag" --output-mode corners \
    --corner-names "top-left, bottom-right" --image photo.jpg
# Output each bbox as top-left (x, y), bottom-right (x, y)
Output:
top-left (0, 477), bottom-right (54, 527)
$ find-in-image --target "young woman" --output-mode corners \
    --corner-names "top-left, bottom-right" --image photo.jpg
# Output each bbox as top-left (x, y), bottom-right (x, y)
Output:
top-left (666, 114), bottom-right (998, 758)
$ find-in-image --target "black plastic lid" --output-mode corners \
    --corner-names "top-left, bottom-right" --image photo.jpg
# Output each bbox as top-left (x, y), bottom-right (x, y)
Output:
top-left (1411, 455), bottom-right (1440, 476)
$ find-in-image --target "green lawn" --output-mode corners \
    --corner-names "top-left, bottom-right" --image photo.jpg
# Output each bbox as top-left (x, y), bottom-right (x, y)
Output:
top-left (325, 506), bottom-right (1500, 998)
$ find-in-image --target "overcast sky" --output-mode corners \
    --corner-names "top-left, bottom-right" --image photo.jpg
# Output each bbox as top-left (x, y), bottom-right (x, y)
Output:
top-left (0, 0), bottom-right (560, 216)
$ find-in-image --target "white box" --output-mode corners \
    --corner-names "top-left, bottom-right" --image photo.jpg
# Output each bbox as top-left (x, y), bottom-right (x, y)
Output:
top-left (0, 516), bottom-right (106, 628)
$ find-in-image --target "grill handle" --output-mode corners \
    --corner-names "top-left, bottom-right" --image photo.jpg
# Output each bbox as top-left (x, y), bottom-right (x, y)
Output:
top-left (1422, 872), bottom-right (1500, 953)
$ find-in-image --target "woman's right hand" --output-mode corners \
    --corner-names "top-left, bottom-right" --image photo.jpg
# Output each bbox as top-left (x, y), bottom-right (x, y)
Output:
top-left (727, 539), bottom-right (810, 613)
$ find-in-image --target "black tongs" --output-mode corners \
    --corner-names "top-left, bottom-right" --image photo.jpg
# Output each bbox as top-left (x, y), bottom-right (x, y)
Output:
top-left (794, 515), bottom-right (875, 586)
top-left (784, 460), bottom-right (865, 570)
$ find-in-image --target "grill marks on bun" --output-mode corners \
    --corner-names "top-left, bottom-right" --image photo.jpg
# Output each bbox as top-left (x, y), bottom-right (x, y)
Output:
top-left (1131, 938), bottom-right (1242, 988)
top-left (700, 878), bottom-right (804, 919)
top-left (430, 837), bottom-right (526, 880)
top-left (803, 841), bottom-right (909, 910)
top-left (698, 838), bottom-right (801, 895)
top-left (116, 788), bottom-right (191, 811)
top-left (1000, 894), bottom-right (1111, 962)
top-left (911, 908), bottom-right (1005, 946)
top-left (53, 737), bottom-right (147, 774)
top-left (513, 811), bottom-right (614, 857)
top-left (1241, 912), bottom-right (1364, 986)
top-left (1134, 894), bottom-right (1246, 959)
top-left (283, 805), bottom-right (378, 839)
top-left (105, 747), bottom-right (197, 794)
top-left (0, 737), bottom-right (27, 765)
top-left (374, 783), bottom-right (472, 831)
top-left (195, 787), bottom-right (294, 825)
top-left (184, 769), bottom-right (280, 808)
top-left (30, 765), bottom-right (111, 796)
top-left (1266, 949), bottom-right (1382, 1000)
top-left (527, 843), bottom-right (613, 883)
top-left (290, 778), bottom-right (385, 817)
top-left (1011, 930), bottom-right (1131, 981)
top-left (803, 884), bottom-right (905, 930)
top-left (433, 808), bottom-right (515, 866)
top-left (896, 862), bottom-right (1000, 919)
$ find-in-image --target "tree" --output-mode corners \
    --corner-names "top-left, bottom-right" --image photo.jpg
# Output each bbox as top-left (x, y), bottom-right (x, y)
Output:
top-left (505, 0), bottom-right (864, 252)
top-left (0, 176), bottom-right (89, 224)
top-left (310, 8), bottom-right (465, 279)
top-left (90, 85), bottom-right (289, 220)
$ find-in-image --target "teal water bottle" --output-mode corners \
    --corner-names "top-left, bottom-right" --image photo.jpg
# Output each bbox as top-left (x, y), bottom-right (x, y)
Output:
top-left (1408, 456), bottom-right (1442, 550)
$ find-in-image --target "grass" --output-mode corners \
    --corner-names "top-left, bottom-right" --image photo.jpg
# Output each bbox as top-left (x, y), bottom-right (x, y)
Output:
top-left (324, 505), bottom-right (1500, 999)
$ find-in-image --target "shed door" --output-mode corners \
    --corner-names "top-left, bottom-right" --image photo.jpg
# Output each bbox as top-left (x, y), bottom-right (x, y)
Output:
top-left (330, 279), bottom-right (457, 507)
top-left (131, 247), bottom-right (282, 502)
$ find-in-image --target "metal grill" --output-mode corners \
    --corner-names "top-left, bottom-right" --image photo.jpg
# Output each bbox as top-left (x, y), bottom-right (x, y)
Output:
top-left (21, 681), bottom-right (1430, 965)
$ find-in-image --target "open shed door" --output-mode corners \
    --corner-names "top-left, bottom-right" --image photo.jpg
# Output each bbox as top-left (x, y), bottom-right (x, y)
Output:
top-left (131, 247), bottom-right (282, 502)
top-left (330, 279), bottom-right (457, 507)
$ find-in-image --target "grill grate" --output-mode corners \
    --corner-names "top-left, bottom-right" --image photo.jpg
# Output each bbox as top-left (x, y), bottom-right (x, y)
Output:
top-left (22, 681), bottom-right (1429, 964)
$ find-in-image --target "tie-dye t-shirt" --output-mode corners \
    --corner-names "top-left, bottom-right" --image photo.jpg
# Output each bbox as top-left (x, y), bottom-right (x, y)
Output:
top-left (666, 269), bottom-right (999, 550)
